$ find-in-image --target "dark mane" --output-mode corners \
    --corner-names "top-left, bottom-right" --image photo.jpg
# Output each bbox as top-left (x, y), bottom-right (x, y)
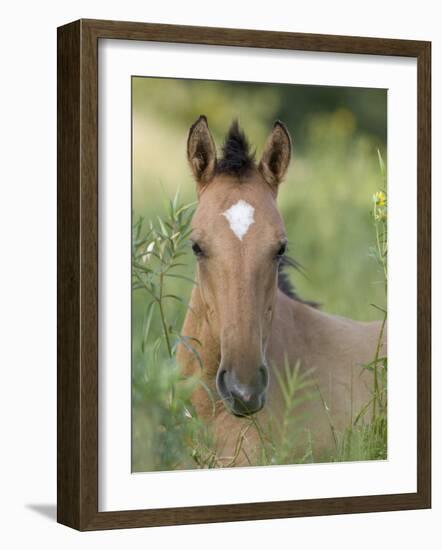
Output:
top-left (278, 256), bottom-right (319, 308)
top-left (216, 120), bottom-right (255, 176)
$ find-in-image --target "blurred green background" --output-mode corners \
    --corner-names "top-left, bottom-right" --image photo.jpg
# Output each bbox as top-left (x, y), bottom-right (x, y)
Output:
top-left (132, 78), bottom-right (387, 471)
top-left (132, 76), bottom-right (387, 324)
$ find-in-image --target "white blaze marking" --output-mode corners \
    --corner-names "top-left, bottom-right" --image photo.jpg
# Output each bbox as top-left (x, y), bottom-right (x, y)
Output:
top-left (221, 199), bottom-right (255, 241)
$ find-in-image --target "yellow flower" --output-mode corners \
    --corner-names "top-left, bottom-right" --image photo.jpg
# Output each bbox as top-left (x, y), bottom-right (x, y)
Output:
top-left (373, 191), bottom-right (386, 207)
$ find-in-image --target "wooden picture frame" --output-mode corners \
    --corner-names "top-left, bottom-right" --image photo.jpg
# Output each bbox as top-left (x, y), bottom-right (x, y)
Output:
top-left (57, 18), bottom-right (431, 530)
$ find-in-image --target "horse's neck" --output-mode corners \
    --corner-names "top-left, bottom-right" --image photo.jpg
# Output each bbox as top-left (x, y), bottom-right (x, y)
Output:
top-left (267, 291), bottom-right (324, 368)
top-left (268, 289), bottom-right (384, 376)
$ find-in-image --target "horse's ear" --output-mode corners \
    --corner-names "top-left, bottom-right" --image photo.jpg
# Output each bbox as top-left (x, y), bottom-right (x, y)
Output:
top-left (187, 115), bottom-right (217, 190)
top-left (259, 121), bottom-right (292, 190)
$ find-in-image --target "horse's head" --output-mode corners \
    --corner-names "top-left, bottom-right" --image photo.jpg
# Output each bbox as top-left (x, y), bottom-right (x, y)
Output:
top-left (187, 116), bottom-right (292, 416)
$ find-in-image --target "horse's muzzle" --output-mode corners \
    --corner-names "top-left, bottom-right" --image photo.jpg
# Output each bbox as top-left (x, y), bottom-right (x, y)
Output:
top-left (216, 365), bottom-right (268, 416)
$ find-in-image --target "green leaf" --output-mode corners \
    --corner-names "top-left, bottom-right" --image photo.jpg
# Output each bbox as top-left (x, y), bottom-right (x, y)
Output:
top-left (173, 335), bottom-right (203, 370)
top-left (376, 149), bottom-right (386, 180)
top-left (157, 216), bottom-right (169, 236)
top-left (172, 188), bottom-right (181, 212)
top-left (176, 201), bottom-right (196, 216)
top-left (164, 273), bottom-right (197, 285)
top-left (141, 301), bottom-right (156, 353)
top-left (133, 261), bottom-right (153, 274)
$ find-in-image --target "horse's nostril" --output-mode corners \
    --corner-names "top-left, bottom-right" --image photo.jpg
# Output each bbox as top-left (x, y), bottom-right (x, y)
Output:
top-left (259, 365), bottom-right (269, 389)
top-left (216, 367), bottom-right (229, 397)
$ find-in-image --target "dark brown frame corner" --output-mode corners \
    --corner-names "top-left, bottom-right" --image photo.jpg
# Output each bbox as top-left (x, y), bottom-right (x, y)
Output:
top-left (57, 18), bottom-right (431, 530)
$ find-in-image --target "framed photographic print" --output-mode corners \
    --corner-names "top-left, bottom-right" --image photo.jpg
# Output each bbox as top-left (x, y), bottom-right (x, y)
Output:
top-left (57, 19), bottom-right (431, 530)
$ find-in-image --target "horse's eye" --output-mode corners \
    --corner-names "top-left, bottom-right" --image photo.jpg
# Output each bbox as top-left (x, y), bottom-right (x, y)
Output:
top-left (192, 242), bottom-right (204, 257)
top-left (276, 242), bottom-right (287, 258)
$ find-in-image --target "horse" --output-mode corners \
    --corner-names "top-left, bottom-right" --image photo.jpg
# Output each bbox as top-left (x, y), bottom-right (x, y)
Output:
top-left (177, 115), bottom-right (387, 466)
